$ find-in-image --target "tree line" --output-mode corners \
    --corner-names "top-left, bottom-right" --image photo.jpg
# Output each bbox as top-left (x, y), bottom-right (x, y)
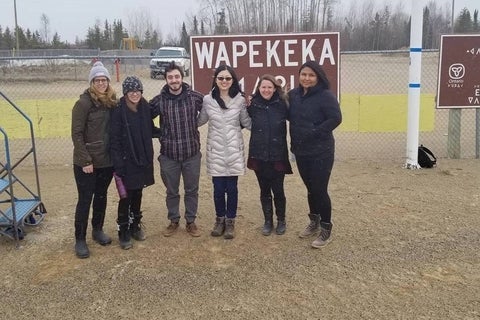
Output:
top-left (0, 0), bottom-right (478, 52)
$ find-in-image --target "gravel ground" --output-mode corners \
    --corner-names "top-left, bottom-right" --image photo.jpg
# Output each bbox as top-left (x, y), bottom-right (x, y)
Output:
top-left (0, 159), bottom-right (479, 320)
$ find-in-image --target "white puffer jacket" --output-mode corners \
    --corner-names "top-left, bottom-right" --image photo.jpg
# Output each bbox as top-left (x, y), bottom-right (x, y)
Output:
top-left (198, 92), bottom-right (252, 177)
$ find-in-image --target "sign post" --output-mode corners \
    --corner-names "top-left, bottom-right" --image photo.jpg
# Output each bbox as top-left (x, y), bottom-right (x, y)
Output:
top-left (437, 34), bottom-right (480, 158)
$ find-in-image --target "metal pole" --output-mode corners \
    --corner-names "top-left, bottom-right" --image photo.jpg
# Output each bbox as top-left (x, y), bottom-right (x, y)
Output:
top-left (14, 0), bottom-right (20, 52)
top-left (447, 0), bottom-right (462, 159)
top-left (405, 0), bottom-right (425, 169)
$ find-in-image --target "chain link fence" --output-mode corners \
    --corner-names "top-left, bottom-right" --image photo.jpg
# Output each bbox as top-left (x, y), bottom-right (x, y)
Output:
top-left (0, 49), bottom-right (478, 166)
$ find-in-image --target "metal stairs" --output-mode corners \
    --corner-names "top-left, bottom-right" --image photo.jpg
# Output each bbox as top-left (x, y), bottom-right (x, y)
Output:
top-left (0, 91), bottom-right (47, 246)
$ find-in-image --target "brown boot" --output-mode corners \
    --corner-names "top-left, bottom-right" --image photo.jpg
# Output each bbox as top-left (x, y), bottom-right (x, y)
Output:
top-left (163, 221), bottom-right (179, 237)
top-left (224, 218), bottom-right (235, 239)
top-left (186, 222), bottom-right (201, 237)
top-left (211, 216), bottom-right (225, 237)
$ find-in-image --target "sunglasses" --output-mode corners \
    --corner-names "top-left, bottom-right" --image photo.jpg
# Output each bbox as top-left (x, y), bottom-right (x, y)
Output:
top-left (216, 76), bottom-right (233, 81)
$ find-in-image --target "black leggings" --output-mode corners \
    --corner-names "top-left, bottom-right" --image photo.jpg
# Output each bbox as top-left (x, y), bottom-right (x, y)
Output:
top-left (253, 162), bottom-right (286, 203)
top-left (73, 165), bottom-right (113, 239)
top-left (295, 154), bottom-right (334, 223)
top-left (117, 189), bottom-right (143, 224)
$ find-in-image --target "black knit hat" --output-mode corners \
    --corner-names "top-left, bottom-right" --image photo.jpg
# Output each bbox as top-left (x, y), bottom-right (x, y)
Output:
top-left (122, 76), bottom-right (143, 95)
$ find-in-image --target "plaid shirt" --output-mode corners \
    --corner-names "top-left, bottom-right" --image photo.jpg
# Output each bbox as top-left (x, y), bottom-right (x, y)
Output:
top-left (149, 83), bottom-right (204, 161)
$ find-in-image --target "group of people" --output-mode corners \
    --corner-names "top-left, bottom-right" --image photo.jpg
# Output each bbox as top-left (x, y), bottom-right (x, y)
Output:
top-left (71, 59), bottom-right (342, 259)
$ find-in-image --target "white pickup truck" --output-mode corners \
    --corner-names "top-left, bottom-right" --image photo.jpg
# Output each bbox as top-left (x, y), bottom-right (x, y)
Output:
top-left (149, 46), bottom-right (191, 79)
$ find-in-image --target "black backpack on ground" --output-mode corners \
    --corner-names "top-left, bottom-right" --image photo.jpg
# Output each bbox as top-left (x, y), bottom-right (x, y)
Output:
top-left (418, 145), bottom-right (437, 168)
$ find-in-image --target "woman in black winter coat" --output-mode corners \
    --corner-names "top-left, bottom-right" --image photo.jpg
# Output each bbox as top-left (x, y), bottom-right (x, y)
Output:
top-left (247, 74), bottom-right (292, 236)
top-left (288, 61), bottom-right (342, 249)
top-left (110, 76), bottom-right (155, 249)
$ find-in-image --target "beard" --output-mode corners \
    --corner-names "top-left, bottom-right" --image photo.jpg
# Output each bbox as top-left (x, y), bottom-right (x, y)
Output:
top-left (168, 82), bottom-right (182, 93)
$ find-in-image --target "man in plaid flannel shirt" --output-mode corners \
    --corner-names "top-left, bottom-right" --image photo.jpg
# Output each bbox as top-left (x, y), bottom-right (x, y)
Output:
top-left (150, 62), bottom-right (204, 237)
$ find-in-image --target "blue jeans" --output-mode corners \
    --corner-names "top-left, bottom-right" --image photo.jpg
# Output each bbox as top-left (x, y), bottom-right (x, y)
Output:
top-left (73, 165), bottom-right (113, 239)
top-left (295, 154), bottom-right (334, 223)
top-left (159, 152), bottom-right (201, 223)
top-left (212, 176), bottom-right (238, 219)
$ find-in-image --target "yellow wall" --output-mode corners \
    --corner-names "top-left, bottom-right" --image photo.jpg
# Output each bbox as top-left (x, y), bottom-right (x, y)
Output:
top-left (0, 94), bottom-right (436, 139)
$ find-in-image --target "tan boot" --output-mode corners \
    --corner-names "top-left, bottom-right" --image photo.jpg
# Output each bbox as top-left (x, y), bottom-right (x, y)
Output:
top-left (163, 221), bottom-right (179, 237)
top-left (311, 222), bottom-right (333, 248)
top-left (224, 218), bottom-right (235, 239)
top-left (211, 216), bottom-right (225, 237)
top-left (299, 214), bottom-right (320, 238)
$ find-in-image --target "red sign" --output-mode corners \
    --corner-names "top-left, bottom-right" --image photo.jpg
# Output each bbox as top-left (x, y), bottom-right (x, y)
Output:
top-left (437, 34), bottom-right (480, 109)
top-left (190, 33), bottom-right (340, 97)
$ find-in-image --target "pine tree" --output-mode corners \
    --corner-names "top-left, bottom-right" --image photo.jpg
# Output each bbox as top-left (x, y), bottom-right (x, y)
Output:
top-left (455, 8), bottom-right (473, 33)
top-left (180, 23), bottom-right (189, 52)
top-left (214, 9), bottom-right (229, 35)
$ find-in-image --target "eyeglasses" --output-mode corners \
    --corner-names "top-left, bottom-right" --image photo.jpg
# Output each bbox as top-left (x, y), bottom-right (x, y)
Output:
top-left (216, 76), bottom-right (233, 81)
top-left (93, 78), bottom-right (108, 84)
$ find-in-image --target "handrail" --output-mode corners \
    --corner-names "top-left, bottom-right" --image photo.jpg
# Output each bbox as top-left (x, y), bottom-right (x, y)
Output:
top-left (0, 127), bottom-right (21, 245)
top-left (0, 91), bottom-right (42, 200)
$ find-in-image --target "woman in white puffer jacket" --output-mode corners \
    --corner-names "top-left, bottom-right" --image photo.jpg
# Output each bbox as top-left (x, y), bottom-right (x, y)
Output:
top-left (198, 65), bottom-right (251, 240)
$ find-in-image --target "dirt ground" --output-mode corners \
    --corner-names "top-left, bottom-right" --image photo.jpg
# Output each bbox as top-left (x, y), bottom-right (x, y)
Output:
top-left (0, 157), bottom-right (479, 320)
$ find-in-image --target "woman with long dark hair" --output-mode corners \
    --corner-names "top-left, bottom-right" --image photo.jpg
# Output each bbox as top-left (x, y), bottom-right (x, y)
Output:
top-left (110, 76), bottom-right (154, 250)
top-left (288, 61), bottom-right (342, 248)
top-left (198, 65), bottom-right (251, 239)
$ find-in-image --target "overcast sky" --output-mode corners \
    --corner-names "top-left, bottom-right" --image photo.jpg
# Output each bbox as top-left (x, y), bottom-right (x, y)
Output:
top-left (0, 0), bottom-right (478, 43)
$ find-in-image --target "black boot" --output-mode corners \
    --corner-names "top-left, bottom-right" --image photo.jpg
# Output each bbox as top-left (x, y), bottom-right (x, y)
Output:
top-left (92, 211), bottom-right (112, 245)
top-left (74, 216), bottom-right (89, 258)
top-left (92, 229), bottom-right (112, 245)
top-left (75, 239), bottom-right (90, 258)
top-left (274, 196), bottom-right (286, 235)
top-left (261, 196), bottom-right (273, 236)
top-left (130, 212), bottom-right (146, 241)
top-left (118, 222), bottom-right (132, 250)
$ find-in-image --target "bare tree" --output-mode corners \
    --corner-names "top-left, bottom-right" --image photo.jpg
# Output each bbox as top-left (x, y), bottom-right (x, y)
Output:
top-left (39, 13), bottom-right (50, 44)
top-left (126, 8), bottom-right (154, 43)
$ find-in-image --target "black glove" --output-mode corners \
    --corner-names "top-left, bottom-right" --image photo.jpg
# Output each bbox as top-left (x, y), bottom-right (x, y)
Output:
top-left (152, 126), bottom-right (162, 139)
top-left (114, 167), bottom-right (126, 177)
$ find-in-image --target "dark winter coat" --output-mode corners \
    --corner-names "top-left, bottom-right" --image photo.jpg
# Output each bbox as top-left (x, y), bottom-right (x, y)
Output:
top-left (110, 97), bottom-right (154, 190)
top-left (248, 92), bottom-right (290, 163)
top-left (288, 84), bottom-right (342, 158)
top-left (72, 89), bottom-right (112, 168)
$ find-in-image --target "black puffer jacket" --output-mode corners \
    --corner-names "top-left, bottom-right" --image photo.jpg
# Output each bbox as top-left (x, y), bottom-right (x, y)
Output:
top-left (248, 92), bottom-right (289, 162)
top-left (288, 84), bottom-right (342, 158)
top-left (110, 97), bottom-right (154, 190)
